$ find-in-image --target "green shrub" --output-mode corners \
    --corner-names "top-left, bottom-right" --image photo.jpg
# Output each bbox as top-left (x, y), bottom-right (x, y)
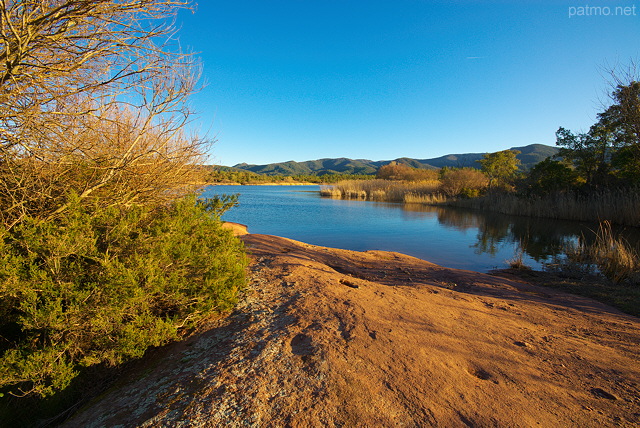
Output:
top-left (0, 195), bottom-right (247, 398)
top-left (459, 188), bottom-right (482, 199)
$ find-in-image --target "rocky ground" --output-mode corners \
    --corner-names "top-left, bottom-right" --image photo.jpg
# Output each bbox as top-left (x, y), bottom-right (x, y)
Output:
top-left (63, 232), bottom-right (640, 427)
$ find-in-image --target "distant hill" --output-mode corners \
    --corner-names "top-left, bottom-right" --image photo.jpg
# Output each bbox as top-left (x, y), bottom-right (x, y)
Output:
top-left (231, 144), bottom-right (559, 176)
top-left (233, 158), bottom-right (381, 176)
top-left (408, 144), bottom-right (559, 170)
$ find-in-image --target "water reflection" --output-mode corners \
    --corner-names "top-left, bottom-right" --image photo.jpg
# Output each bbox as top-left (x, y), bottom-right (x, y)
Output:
top-left (400, 203), bottom-right (640, 264)
top-left (206, 185), bottom-right (640, 272)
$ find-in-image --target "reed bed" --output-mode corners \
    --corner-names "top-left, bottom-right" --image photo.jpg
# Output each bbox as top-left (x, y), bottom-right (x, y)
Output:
top-left (547, 221), bottom-right (640, 284)
top-left (403, 192), bottom-right (448, 204)
top-left (320, 179), bottom-right (441, 203)
top-left (322, 179), bottom-right (640, 227)
top-left (450, 189), bottom-right (640, 227)
top-left (589, 222), bottom-right (639, 283)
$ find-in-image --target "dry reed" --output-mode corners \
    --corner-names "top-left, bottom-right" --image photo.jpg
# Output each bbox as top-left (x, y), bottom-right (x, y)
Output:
top-left (321, 179), bottom-right (441, 203)
top-left (403, 192), bottom-right (448, 204)
top-left (450, 190), bottom-right (640, 227)
top-left (547, 221), bottom-right (640, 284)
top-left (322, 180), bottom-right (640, 227)
top-left (589, 221), bottom-right (639, 283)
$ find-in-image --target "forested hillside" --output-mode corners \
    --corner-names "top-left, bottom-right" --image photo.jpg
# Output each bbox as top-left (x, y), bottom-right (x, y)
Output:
top-left (231, 144), bottom-right (558, 176)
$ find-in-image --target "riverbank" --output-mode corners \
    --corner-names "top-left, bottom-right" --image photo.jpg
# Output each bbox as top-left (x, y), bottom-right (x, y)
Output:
top-left (320, 180), bottom-right (640, 226)
top-left (64, 233), bottom-right (640, 427)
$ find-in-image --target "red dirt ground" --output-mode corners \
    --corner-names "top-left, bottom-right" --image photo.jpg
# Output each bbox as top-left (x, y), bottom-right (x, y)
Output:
top-left (64, 232), bottom-right (640, 427)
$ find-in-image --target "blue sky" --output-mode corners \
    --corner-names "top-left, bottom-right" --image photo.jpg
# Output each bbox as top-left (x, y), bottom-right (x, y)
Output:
top-left (176, 1), bottom-right (640, 166)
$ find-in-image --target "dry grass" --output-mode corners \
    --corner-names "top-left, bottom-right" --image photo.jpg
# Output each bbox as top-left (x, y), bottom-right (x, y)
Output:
top-left (507, 241), bottom-right (532, 270)
top-left (507, 255), bottom-right (531, 270)
top-left (321, 179), bottom-right (442, 203)
top-left (403, 192), bottom-right (448, 204)
top-left (320, 170), bottom-right (487, 206)
top-left (322, 179), bottom-right (640, 227)
top-left (450, 189), bottom-right (640, 226)
top-left (546, 221), bottom-right (640, 284)
top-left (588, 221), bottom-right (639, 283)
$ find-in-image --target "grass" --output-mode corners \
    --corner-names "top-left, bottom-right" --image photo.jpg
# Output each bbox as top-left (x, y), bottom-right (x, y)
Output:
top-left (449, 189), bottom-right (640, 226)
top-left (497, 221), bottom-right (640, 317)
top-left (545, 221), bottom-right (640, 285)
top-left (588, 221), bottom-right (639, 283)
top-left (320, 179), bottom-right (442, 203)
top-left (507, 249), bottom-right (532, 270)
top-left (323, 179), bottom-right (640, 227)
top-left (403, 192), bottom-right (448, 204)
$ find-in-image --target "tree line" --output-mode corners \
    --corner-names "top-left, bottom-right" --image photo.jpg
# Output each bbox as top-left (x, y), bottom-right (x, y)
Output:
top-left (327, 76), bottom-right (640, 226)
top-left (370, 73), bottom-right (640, 203)
top-left (207, 167), bottom-right (375, 184)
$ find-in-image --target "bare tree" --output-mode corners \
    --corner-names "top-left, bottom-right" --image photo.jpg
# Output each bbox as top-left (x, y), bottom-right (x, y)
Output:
top-left (0, 0), bottom-right (208, 227)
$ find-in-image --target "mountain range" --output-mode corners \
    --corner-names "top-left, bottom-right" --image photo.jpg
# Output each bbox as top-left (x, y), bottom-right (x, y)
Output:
top-left (229, 144), bottom-right (559, 176)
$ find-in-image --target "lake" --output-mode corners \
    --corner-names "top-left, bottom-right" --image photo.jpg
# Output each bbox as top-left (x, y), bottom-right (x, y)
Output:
top-left (201, 185), bottom-right (640, 273)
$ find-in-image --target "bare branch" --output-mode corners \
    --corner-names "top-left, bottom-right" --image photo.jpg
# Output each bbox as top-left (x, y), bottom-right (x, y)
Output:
top-left (0, 0), bottom-right (211, 227)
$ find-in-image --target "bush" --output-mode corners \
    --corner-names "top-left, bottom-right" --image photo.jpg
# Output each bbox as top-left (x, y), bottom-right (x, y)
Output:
top-left (0, 195), bottom-right (247, 398)
top-left (440, 168), bottom-right (488, 197)
top-left (377, 163), bottom-right (438, 181)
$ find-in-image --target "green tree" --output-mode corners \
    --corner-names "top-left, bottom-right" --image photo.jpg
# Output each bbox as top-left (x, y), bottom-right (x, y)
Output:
top-left (526, 158), bottom-right (579, 194)
top-left (477, 150), bottom-right (521, 189)
top-left (599, 80), bottom-right (640, 182)
top-left (555, 71), bottom-right (640, 185)
top-left (601, 80), bottom-right (640, 147)
top-left (555, 125), bottom-right (614, 186)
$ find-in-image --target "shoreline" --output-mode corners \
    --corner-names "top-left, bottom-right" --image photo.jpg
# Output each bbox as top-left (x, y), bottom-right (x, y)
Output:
top-left (65, 232), bottom-right (640, 427)
top-left (222, 223), bottom-right (639, 317)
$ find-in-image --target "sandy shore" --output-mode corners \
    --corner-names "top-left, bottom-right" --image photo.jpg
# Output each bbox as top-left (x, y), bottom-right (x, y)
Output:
top-left (65, 233), bottom-right (640, 427)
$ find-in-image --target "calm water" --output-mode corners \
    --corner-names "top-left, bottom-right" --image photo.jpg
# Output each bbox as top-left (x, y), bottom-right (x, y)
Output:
top-left (201, 185), bottom-right (640, 272)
